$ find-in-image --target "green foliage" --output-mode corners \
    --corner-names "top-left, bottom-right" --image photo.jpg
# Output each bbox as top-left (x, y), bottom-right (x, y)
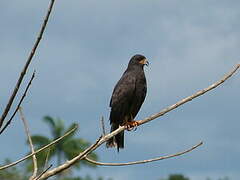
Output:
top-left (0, 165), bottom-right (112, 180)
top-left (0, 116), bottom-right (110, 180)
top-left (168, 174), bottom-right (189, 180)
top-left (160, 174), bottom-right (230, 180)
top-left (207, 177), bottom-right (230, 180)
top-left (58, 175), bottom-right (113, 180)
top-left (26, 116), bottom-right (98, 173)
top-left (159, 174), bottom-right (190, 180)
top-left (0, 159), bottom-right (29, 180)
top-left (218, 177), bottom-right (230, 180)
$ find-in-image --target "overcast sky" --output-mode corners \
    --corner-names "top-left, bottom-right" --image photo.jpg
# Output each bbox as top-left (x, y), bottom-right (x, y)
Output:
top-left (0, 0), bottom-right (240, 180)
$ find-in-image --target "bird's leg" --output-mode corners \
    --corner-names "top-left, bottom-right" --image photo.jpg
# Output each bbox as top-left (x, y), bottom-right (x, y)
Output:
top-left (125, 121), bottom-right (139, 131)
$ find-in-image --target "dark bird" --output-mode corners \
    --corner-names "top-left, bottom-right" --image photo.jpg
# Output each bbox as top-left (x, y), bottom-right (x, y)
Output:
top-left (106, 54), bottom-right (149, 151)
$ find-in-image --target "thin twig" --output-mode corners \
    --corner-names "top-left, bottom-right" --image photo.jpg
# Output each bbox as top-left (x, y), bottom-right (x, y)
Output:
top-left (0, 125), bottom-right (77, 170)
top-left (19, 107), bottom-right (38, 180)
top-left (34, 164), bottom-right (53, 180)
top-left (85, 142), bottom-right (203, 166)
top-left (101, 116), bottom-right (106, 135)
top-left (0, 0), bottom-right (56, 129)
top-left (0, 71), bottom-right (35, 134)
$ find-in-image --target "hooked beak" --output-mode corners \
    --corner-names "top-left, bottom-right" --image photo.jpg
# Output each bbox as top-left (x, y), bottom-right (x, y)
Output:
top-left (139, 59), bottom-right (149, 66)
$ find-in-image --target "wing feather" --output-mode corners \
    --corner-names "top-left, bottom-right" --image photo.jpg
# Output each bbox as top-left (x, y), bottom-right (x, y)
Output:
top-left (109, 70), bottom-right (136, 125)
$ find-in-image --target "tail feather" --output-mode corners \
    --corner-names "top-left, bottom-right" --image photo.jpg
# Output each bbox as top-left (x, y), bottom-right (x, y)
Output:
top-left (106, 123), bottom-right (124, 151)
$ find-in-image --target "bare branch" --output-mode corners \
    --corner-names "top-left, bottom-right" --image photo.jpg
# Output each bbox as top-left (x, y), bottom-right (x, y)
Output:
top-left (34, 164), bottom-right (53, 180)
top-left (0, 0), bottom-right (56, 129)
top-left (19, 107), bottom-right (38, 180)
top-left (85, 142), bottom-right (203, 166)
top-left (0, 71), bottom-right (35, 135)
top-left (2, 64), bottom-right (238, 179)
top-left (98, 64), bottom-right (240, 147)
top-left (0, 125), bottom-right (77, 170)
top-left (37, 64), bottom-right (239, 179)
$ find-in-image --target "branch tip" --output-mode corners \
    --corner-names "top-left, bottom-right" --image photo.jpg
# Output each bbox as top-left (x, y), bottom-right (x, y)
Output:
top-left (85, 141), bottom-right (203, 166)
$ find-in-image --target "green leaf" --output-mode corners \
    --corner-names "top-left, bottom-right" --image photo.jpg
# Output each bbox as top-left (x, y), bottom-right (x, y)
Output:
top-left (31, 135), bottom-right (51, 147)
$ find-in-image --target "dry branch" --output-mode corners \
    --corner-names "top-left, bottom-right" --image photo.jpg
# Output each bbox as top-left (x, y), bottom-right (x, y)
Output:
top-left (0, 125), bottom-right (77, 170)
top-left (37, 63), bottom-right (239, 179)
top-left (0, 0), bottom-right (56, 130)
top-left (0, 64), bottom-right (238, 179)
top-left (97, 64), bottom-right (240, 147)
top-left (85, 141), bottom-right (203, 166)
top-left (0, 71), bottom-right (35, 135)
top-left (19, 107), bottom-right (38, 180)
top-left (2, 0), bottom-right (238, 179)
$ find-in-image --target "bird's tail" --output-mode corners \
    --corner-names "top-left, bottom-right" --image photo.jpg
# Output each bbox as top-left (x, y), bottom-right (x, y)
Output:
top-left (106, 123), bottom-right (124, 151)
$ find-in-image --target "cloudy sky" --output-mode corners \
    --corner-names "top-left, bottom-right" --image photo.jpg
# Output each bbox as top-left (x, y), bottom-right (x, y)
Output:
top-left (0, 0), bottom-right (239, 179)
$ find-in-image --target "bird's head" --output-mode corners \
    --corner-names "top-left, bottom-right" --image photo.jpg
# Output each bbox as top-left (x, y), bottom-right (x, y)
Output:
top-left (128, 54), bottom-right (149, 68)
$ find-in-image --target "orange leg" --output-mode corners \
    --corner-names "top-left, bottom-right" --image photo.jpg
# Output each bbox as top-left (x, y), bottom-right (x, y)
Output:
top-left (125, 121), bottom-right (139, 131)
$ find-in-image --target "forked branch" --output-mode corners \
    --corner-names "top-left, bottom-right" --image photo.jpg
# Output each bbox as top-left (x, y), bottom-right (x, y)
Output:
top-left (2, 0), bottom-right (239, 179)
top-left (36, 64), bottom-right (239, 179)
top-left (0, 64), bottom-right (239, 179)
top-left (0, 71), bottom-right (35, 135)
top-left (85, 141), bottom-right (203, 166)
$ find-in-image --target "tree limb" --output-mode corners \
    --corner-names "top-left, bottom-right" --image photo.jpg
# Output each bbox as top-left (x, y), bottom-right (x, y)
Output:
top-left (84, 141), bottom-right (203, 166)
top-left (19, 107), bottom-right (38, 180)
top-left (0, 0), bottom-right (56, 129)
top-left (1, 64), bottom-right (238, 179)
top-left (95, 64), bottom-right (240, 148)
top-left (37, 63), bottom-right (239, 179)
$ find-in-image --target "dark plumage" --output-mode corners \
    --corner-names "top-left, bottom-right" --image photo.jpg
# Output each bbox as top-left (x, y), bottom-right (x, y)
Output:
top-left (106, 54), bottom-right (148, 151)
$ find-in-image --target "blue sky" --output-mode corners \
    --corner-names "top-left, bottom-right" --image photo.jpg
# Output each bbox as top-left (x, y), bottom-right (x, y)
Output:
top-left (0, 0), bottom-right (239, 180)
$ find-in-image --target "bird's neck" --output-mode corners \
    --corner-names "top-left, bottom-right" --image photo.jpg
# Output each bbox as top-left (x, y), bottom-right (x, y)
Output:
top-left (127, 65), bottom-right (144, 71)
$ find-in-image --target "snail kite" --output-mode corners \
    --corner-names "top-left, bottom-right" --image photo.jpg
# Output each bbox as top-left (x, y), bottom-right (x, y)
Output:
top-left (106, 54), bottom-right (149, 151)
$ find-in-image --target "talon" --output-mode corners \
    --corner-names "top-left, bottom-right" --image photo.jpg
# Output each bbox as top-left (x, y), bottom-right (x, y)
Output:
top-left (124, 121), bottom-right (139, 131)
